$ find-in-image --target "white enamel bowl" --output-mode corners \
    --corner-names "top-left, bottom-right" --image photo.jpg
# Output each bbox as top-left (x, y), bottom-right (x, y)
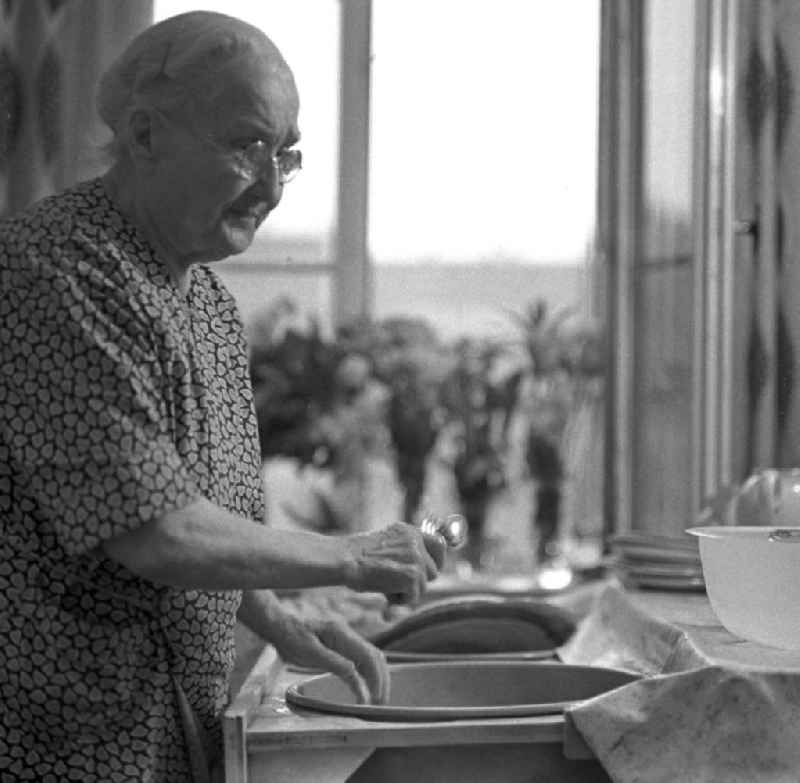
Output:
top-left (687, 526), bottom-right (800, 649)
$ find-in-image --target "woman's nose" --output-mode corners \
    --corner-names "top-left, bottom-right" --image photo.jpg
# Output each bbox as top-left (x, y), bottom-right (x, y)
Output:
top-left (251, 167), bottom-right (283, 208)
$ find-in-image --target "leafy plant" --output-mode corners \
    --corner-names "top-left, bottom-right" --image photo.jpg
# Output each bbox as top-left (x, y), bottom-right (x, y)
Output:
top-left (249, 300), bottom-right (343, 466)
top-left (438, 337), bottom-right (515, 567)
top-left (248, 296), bottom-right (605, 567)
top-left (338, 315), bottom-right (450, 524)
top-left (507, 299), bottom-right (606, 563)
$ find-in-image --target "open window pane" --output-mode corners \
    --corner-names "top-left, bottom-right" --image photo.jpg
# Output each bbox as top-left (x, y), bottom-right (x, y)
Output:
top-left (369, 0), bottom-right (600, 338)
top-left (368, 2), bottom-right (604, 572)
top-left (633, 0), bottom-right (699, 534)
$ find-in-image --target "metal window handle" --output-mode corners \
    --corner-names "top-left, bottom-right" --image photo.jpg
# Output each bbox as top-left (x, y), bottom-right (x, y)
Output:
top-left (733, 219), bottom-right (758, 237)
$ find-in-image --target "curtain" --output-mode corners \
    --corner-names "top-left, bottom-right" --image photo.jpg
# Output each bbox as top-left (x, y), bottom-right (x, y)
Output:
top-left (734, 0), bottom-right (800, 474)
top-left (0, 0), bottom-right (153, 217)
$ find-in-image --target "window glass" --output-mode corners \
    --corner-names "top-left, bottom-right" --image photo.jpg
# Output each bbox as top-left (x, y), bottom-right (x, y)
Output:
top-left (633, 0), bottom-right (698, 530)
top-left (368, 2), bottom-right (603, 572)
top-left (369, 0), bottom-right (600, 338)
top-left (642, 0), bottom-right (696, 262)
top-left (220, 264), bottom-right (333, 335)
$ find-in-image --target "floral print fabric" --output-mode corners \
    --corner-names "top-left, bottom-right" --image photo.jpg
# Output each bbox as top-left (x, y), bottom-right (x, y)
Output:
top-left (0, 179), bottom-right (264, 781)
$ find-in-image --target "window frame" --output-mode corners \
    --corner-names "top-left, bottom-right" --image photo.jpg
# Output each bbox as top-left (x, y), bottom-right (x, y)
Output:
top-left (209, 0), bottom-right (372, 331)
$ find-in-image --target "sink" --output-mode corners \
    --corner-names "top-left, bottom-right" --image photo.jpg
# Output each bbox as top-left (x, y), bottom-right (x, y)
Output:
top-left (368, 594), bottom-right (577, 663)
top-left (227, 647), bottom-right (631, 783)
top-left (285, 660), bottom-right (638, 721)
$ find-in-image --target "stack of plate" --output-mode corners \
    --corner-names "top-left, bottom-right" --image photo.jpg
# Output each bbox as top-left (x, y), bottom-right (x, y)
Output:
top-left (608, 532), bottom-right (705, 592)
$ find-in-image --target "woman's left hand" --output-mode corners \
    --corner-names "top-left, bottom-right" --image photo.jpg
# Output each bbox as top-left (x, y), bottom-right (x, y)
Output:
top-left (272, 613), bottom-right (390, 704)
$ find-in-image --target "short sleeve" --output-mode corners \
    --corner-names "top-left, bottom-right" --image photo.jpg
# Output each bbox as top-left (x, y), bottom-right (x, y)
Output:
top-left (0, 259), bottom-right (199, 557)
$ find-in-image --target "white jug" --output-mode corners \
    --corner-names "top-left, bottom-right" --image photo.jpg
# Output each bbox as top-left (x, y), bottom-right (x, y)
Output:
top-left (732, 468), bottom-right (800, 526)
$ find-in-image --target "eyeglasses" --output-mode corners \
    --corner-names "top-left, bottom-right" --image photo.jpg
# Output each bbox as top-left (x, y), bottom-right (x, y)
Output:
top-left (229, 141), bottom-right (302, 185)
top-left (156, 110), bottom-right (302, 185)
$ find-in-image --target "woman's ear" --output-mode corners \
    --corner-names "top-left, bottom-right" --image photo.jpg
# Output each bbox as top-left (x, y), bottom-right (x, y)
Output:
top-left (126, 109), bottom-right (155, 161)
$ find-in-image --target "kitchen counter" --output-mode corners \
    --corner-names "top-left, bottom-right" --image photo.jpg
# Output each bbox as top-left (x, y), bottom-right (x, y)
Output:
top-left (223, 579), bottom-right (800, 782)
top-left (222, 643), bottom-right (606, 783)
top-left (558, 580), bottom-right (800, 782)
top-left (559, 579), bottom-right (800, 672)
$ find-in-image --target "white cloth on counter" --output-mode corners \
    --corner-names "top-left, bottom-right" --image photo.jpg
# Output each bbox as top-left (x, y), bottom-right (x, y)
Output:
top-left (559, 583), bottom-right (800, 783)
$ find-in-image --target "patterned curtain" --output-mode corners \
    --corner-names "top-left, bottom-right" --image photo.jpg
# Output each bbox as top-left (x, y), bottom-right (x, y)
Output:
top-left (0, 0), bottom-right (153, 217)
top-left (736, 0), bottom-right (800, 474)
top-left (772, 1), bottom-right (800, 467)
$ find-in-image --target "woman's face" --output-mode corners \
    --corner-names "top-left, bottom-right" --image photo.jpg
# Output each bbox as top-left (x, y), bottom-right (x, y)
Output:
top-left (149, 56), bottom-right (300, 264)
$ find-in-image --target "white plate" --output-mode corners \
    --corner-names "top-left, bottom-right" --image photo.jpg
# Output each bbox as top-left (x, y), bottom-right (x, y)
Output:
top-left (612, 559), bottom-right (704, 579)
top-left (610, 538), bottom-right (702, 566)
top-left (619, 573), bottom-right (706, 592)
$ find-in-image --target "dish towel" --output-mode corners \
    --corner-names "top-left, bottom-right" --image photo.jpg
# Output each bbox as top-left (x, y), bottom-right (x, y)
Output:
top-left (559, 584), bottom-right (800, 783)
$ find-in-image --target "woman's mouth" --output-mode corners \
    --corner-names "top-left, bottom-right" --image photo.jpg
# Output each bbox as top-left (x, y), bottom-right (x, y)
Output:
top-left (228, 200), bottom-right (269, 223)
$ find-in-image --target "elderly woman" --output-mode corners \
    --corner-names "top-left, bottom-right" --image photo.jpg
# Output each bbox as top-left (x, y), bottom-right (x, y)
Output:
top-left (0, 11), bottom-right (443, 783)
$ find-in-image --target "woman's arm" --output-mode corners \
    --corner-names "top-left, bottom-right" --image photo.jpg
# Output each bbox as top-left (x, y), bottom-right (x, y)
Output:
top-left (102, 496), bottom-right (444, 602)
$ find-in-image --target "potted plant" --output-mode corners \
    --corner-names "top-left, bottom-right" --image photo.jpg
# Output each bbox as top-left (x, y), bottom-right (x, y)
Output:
top-left (249, 300), bottom-right (387, 533)
top-left (438, 337), bottom-right (519, 569)
top-left (337, 316), bottom-right (448, 525)
top-left (508, 300), bottom-right (605, 565)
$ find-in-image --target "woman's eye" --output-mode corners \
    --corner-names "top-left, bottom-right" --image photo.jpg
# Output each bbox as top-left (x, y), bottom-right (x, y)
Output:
top-left (231, 137), bottom-right (269, 152)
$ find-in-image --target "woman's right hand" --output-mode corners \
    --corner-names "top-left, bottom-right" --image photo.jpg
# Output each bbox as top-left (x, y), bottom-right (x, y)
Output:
top-left (343, 523), bottom-right (446, 605)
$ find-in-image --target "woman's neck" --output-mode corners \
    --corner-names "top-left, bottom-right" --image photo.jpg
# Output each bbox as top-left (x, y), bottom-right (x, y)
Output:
top-left (102, 165), bottom-right (193, 296)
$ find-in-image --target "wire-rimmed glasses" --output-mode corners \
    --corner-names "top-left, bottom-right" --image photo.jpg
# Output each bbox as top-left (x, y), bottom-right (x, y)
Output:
top-left (231, 141), bottom-right (302, 185)
top-left (156, 109), bottom-right (302, 184)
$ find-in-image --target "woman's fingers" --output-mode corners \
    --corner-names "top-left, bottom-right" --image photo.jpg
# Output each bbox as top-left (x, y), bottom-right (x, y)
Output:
top-left (318, 648), bottom-right (371, 704)
top-left (313, 620), bottom-right (390, 704)
top-left (422, 533), bottom-right (447, 579)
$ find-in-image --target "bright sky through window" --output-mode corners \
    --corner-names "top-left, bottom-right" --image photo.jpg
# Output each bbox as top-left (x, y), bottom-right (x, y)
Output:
top-left (370, 1), bottom-right (599, 264)
top-left (153, 1), bottom-right (599, 265)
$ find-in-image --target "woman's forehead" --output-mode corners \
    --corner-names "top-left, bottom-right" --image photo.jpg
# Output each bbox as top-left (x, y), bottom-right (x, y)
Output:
top-left (195, 55), bottom-right (300, 139)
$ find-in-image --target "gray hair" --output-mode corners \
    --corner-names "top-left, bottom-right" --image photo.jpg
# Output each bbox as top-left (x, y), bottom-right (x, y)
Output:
top-left (97, 11), bottom-right (289, 159)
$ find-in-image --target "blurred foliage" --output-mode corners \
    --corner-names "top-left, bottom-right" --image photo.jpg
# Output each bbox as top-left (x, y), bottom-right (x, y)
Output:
top-left (337, 316), bottom-right (451, 524)
top-left (249, 297), bottom-right (344, 466)
top-left (506, 299), bottom-right (606, 562)
top-left (507, 299), bottom-right (605, 382)
top-left (248, 296), bottom-right (606, 553)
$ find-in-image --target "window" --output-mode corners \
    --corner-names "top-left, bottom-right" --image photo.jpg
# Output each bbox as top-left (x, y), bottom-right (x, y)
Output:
top-left (152, 0), bottom-right (604, 568)
top-left (153, 1), bottom-right (600, 337)
top-left (369, 1), bottom-right (599, 338)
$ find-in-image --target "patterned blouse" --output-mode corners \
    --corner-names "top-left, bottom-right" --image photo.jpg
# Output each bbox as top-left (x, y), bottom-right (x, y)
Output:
top-left (0, 179), bottom-right (264, 782)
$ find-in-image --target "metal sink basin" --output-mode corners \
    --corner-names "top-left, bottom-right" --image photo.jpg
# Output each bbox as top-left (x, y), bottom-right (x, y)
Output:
top-left (285, 660), bottom-right (638, 721)
top-left (368, 594), bottom-right (577, 663)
